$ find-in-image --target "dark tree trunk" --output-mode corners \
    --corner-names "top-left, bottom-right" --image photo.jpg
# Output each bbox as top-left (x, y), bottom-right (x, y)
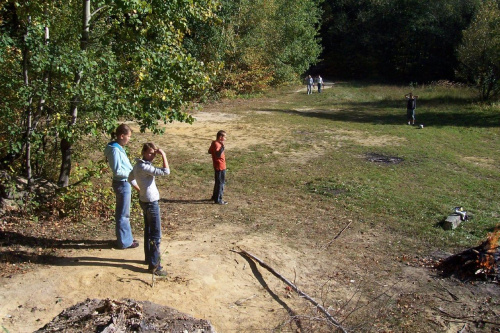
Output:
top-left (57, 138), bottom-right (72, 187)
top-left (57, 0), bottom-right (90, 187)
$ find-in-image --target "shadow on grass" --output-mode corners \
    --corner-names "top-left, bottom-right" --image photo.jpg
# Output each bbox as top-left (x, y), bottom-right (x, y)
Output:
top-left (160, 198), bottom-right (213, 205)
top-left (257, 97), bottom-right (499, 128)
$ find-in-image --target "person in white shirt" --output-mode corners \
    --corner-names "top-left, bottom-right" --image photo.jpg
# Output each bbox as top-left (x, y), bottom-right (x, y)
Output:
top-left (128, 143), bottom-right (170, 276)
top-left (317, 75), bottom-right (323, 93)
top-left (306, 75), bottom-right (313, 94)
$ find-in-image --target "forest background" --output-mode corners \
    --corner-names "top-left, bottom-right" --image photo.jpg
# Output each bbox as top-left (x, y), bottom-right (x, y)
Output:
top-left (0, 0), bottom-right (499, 188)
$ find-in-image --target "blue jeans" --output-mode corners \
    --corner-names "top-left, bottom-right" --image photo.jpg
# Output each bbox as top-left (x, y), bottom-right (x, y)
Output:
top-left (112, 180), bottom-right (134, 248)
top-left (407, 108), bottom-right (415, 122)
top-left (140, 200), bottom-right (162, 271)
top-left (212, 169), bottom-right (226, 203)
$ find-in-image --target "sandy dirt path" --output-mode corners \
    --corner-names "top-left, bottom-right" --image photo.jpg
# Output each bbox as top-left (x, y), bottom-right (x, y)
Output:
top-left (1, 223), bottom-right (319, 332)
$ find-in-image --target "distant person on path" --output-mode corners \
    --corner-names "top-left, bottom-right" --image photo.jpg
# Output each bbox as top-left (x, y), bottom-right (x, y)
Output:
top-left (405, 92), bottom-right (419, 125)
top-left (317, 75), bottom-right (323, 93)
top-left (128, 143), bottom-right (170, 276)
top-left (104, 124), bottom-right (140, 249)
top-left (208, 130), bottom-right (228, 205)
top-left (306, 75), bottom-right (313, 95)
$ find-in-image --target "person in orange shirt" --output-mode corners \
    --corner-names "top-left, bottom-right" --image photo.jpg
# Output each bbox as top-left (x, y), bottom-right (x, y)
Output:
top-left (208, 130), bottom-right (228, 205)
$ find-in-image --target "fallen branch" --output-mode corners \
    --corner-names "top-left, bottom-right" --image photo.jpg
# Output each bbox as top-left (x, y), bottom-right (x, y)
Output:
top-left (434, 307), bottom-right (500, 327)
top-left (437, 282), bottom-right (459, 301)
top-left (236, 247), bottom-right (349, 333)
top-left (321, 220), bottom-right (353, 250)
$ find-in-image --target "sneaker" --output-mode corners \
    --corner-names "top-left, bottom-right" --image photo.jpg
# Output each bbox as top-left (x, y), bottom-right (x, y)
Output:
top-left (149, 269), bottom-right (168, 277)
top-left (125, 240), bottom-right (139, 249)
top-left (216, 201), bottom-right (228, 205)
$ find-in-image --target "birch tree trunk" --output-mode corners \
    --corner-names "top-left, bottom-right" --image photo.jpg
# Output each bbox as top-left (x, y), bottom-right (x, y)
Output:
top-left (23, 16), bottom-right (33, 186)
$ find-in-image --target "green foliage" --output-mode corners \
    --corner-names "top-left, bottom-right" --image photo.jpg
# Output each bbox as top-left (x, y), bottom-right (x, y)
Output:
top-left (457, 0), bottom-right (500, 100)
top-left (184, 0), bottom-right (322, 96)
top-left (0, 0), bottom-right (218, 183)
top-left (52, 161), bottom-right (115, 221)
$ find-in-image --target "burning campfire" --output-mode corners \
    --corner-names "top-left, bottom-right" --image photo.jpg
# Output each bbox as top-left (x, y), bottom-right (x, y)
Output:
top-left (436, 226), bottom-right (500, 281)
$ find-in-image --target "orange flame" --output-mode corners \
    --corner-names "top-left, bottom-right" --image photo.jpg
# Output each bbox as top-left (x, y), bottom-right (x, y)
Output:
top-left (476, 226), bottom-right (500, 272)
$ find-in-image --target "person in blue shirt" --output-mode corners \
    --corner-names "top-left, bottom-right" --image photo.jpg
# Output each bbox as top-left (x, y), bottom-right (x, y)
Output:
top-left (104, 124), bottom-right (140, 249)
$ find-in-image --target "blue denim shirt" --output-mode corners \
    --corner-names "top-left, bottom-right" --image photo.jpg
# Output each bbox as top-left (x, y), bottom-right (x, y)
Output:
top-left (104, 142), bottom-right (134, 182)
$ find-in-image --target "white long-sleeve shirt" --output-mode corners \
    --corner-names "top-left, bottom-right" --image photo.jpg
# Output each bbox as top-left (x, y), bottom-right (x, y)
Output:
top-left (128, 158), bottom-right (170, 202)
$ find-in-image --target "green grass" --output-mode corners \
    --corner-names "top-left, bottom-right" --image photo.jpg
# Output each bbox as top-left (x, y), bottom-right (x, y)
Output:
top-left (195, 82), bottom-right (500, 252)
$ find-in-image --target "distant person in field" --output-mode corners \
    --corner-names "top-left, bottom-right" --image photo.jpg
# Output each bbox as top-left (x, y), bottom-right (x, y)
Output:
top-left (405, 92), bottom-right (419, 125)
top-left (128, 143), bottom-right (170, 277)
top-left (208, 130), bottom-right (228, 205)
top-left (306, 75), bottom-right (313, 95)
top-left (104, 124), bottom-right (140, 249)
top-left (317, 75), bottom-right (323, 93)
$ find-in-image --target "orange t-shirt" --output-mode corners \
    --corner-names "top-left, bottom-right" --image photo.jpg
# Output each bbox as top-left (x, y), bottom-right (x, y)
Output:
top-left (209, 140), bottom-right (226, 171)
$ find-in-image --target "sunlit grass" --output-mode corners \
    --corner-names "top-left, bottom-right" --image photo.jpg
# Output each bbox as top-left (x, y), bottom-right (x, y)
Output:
top-left (164, 82), bottom-right (499, 254)
top-left (231, 83), bottom-right (498, 249)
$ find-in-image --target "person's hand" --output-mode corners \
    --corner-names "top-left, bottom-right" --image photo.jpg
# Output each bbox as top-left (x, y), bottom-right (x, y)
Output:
top-left (156, 148), bottom-right (166, 156)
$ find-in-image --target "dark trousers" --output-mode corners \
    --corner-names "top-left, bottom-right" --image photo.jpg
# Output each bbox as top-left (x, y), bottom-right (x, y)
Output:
top-left (212, 169), bottom-right (226, 203)
top-left (140, 200), bottom-right (162, 271)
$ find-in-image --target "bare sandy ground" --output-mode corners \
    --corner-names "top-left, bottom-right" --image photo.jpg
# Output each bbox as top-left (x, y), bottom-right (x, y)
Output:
top-left (1, 224), bottom-right (318, 332)
top-left (1, 90), bottom-right (498, 333)
top-left (0, 103), bottom-right (328, 332)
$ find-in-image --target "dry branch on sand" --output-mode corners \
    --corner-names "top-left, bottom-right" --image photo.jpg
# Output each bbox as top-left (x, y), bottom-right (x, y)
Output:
top-left (235, 247), bottom-right (349, 333)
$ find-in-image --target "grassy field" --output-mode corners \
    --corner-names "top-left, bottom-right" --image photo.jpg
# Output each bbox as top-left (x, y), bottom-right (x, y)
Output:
top-left (133, 81), bottom-right (500, 331)
top-left (171, 82), bottom-right (499, 252)
top-left (2, 81), bottom-right (499, 332)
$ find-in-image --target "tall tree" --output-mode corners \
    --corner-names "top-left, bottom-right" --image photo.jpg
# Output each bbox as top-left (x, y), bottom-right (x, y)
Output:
top-left (457, 0), bottom-right (500, 100)
top-left (319, 0), bottom-right (479, 81)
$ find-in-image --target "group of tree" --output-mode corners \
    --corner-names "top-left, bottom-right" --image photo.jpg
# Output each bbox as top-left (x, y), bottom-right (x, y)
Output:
top-left (0, 0), bottom-right (321, 188)
top-left (319, 0), bottom-right (500, 99)
top-left (0, 0), bottom-right (498, 191)
top-left (184, 0), bottom-right (322, 95)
